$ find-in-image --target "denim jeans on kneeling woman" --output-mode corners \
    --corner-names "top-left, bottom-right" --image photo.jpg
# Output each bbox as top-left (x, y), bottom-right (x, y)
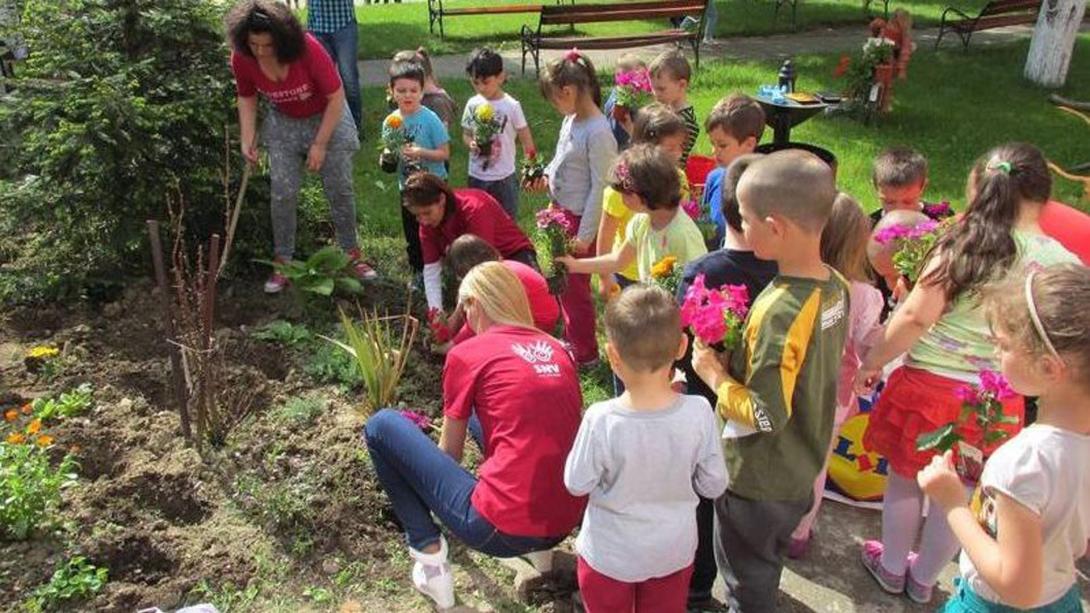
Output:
top-left (363, 408), bottom-right (563, 555)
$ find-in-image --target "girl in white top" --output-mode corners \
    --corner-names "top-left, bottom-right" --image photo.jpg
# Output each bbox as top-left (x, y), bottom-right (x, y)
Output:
top-left (918, 263), bottom-right (1090, 612)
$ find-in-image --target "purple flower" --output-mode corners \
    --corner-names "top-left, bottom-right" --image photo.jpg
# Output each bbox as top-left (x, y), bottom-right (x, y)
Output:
top-left (923, 201), bottom-right (953, 218)
top-left (873, 223), bottom-right (911, 245)
top-left (907, 219), bottom-right (939, 240)
top-left (680, 273), bottom-right (750, 346)
top-left (681, 199), bottom-right (701, 221)
top-left (535, 207), bottom-right (573, 233)
top-left (954, 385), bottom-right (978, 404)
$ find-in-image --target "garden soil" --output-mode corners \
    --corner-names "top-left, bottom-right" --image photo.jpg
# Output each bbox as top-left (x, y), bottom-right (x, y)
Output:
top-left (2, 280), bottom-right (1087, 612)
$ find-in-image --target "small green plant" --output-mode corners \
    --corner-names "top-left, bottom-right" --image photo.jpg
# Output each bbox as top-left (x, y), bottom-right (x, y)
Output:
top-left (24, 556), bottom-right (108, 612)
top-left (32, 383), bottom-right (94, 423)
top-left (188, 579), bottom-right (261, 613)
top-left (258, 246), bottom-right (364, 297)
top-left (251, 320), bottom-right (312, 346)
top-left (0, 440), bottom-right (78, 540)
top-left (303, 586), bottom-right (333, 604)
top-left (304, 341), bottom-right (362, 389)
top-left (323, 306), bottom-right (419, 415)
top-left (272, 395), bottom-right (326, 426)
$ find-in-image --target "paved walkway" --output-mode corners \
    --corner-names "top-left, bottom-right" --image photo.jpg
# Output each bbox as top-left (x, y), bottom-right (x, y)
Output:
top-left (359, 22), bottom-right (1049, 85)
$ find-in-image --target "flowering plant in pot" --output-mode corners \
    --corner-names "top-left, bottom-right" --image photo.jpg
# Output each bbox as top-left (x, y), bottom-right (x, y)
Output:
top-left (471, 102), bottom-right (505, 170)
top-left (612, 68), bottom-right (653, 123)
top-left (533, 207), bottom-right (574, 296)
top-left (379, 113), bottom-right (407, 174)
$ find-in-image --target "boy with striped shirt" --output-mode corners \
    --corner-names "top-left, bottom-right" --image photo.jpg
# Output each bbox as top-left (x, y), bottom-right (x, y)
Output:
top-left (649, 50), bottom-right (699, 166)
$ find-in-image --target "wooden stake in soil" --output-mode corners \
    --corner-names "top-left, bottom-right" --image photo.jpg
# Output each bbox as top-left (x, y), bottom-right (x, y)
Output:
top-left (147, 219), bottom-right (192, 441)
top-left (197, 234), bottom-right (221, 443)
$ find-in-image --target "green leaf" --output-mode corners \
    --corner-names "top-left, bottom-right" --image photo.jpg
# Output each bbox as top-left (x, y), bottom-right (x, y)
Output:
top-left (916, 422), bottom-right (959, 452)
top-left (300, 277), bottom-right (335, 296)
top-left (307, 246), bottom-right (349, 273)
top-left (335, 277), bottom-right (363, 295)
top-left (983, 430), bottom-right (1009, 444)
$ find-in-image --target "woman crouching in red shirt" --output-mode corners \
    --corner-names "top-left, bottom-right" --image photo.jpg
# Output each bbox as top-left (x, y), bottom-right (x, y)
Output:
top-left (402, 173), bottom-right (538, 313)
top-left (442, 234), bottom-right (562, 346)
top-left (363, 262), bottom-right (585, 609)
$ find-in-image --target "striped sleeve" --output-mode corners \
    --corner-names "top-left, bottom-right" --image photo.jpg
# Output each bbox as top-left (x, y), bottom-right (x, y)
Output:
top-left (715, 286), bottom-right (821, 432)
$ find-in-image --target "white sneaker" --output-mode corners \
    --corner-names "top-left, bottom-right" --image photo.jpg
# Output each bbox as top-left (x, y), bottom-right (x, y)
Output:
top-left (522, 549), bottom-right (553, 573)
top-left (409, 537), bottom-right (455, 609)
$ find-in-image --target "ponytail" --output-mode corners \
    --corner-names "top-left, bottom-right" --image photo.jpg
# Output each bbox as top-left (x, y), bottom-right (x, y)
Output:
top-left (539, 49), bottom-right (602, 108)
top-left (921, 142), bottom-right (1051, 302)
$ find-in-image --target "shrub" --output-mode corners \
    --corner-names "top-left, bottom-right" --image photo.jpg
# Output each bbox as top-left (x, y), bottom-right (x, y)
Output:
top-left (0, 0), bottom-right (260, 303)
top-left (323, 306), bottom-right (418, 415)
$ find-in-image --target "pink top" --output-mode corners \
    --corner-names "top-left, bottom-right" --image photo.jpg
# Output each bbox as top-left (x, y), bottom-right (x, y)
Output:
top-left (443, 325), bottom-right (586, 536)
top-left (837, 281), bottom-right (884, 417)
top-left (230, 33), bottom-right (341, 118)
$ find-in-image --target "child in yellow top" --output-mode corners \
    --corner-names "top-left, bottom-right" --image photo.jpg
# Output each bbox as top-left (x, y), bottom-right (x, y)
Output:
top-left (596, 103), bottom-right (692, 299)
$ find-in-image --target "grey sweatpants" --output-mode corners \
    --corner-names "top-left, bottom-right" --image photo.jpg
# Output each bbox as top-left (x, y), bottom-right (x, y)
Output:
top-left (713, 490), bottom-right (812, 613)
top-left (262, 104), bottom-right (360, 259)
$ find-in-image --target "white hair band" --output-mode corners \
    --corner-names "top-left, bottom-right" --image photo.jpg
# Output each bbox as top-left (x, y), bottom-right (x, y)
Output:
top-left (1024, 270), bottom-right (1062, 361)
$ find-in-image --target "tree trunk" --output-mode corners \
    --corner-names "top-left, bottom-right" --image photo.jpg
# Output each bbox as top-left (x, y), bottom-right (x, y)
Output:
top-left (1024, 0), bottom-right (1087, 87)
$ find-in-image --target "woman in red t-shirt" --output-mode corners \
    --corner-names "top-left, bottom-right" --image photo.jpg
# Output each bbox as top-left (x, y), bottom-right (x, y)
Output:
top-left (225, 0), bottom-right (374, 294)
top-left (363, 262), bottom-right (585, 609)
top-left (401, 173), bottom-right (537, 312)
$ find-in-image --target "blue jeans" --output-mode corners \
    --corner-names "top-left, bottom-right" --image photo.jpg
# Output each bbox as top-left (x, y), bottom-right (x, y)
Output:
top-left (363, 409), bottom-right (563, 555)
top-left (468, 173), bottom-right (520, 219)
top-left (943, 579), bottom-right (1083, 613)
top-left (314, 22), bottom-right (362, 132)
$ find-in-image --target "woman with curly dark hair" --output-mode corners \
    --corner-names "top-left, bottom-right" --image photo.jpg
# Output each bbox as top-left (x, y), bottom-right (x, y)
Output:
top-left (225, 0), bottom-right (375, 293)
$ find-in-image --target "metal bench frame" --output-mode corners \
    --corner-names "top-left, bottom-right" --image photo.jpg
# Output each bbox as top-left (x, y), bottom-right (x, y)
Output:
top-left (935, 0), bottom-right (1042, 51)
top-left (427, 0), bottom-right (572, 40)
top-left (520, 0), bottom-right (708, 75)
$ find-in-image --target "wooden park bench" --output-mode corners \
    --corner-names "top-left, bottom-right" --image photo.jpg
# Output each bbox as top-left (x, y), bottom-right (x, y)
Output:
top-left (934, 0), bottom-right (1041, 51)
top-left (520, 0), bottom-right (708, 75)
top-left (428, 0), bottom-right (572, 39)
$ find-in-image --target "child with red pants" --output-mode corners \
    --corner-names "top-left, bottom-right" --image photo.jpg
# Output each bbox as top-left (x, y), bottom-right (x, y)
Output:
top-left (527, 49), bottom-right (617, 366)
top-left (855, 143), bottom-right (1080, 605)
top-left (564, 285), bottom-right (727, 611)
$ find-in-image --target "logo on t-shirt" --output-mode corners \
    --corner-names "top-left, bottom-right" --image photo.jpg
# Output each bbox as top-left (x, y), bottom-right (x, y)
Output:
top-left (511, 341), bottom-right (561, 376)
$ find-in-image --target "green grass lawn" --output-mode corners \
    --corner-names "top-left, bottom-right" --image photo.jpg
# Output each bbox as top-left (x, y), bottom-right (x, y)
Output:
top-left (346, 0), bottom-right (992, 58)
top-left (340, 35), bottom-right (1088, 399)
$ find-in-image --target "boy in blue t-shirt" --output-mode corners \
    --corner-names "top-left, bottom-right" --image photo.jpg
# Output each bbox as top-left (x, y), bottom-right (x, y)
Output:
top-left (701, 94), bottom-right (765, 250)
top-left (385, 59), bottom-right (450, 277)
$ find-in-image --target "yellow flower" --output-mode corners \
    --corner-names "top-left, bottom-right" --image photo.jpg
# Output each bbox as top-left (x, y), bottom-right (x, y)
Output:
top-left (475, 103), bottom-right (494, 123)
top-left (27, 346), bottom-right (59, 360)
top-left (6, 432), bottom-right (25, 445)
top-left (384, 114), bottom-right (403, 130)
top-left (27, 418), bottom-right (41, 435)
top-left (3, 409), bottom-right (16, 422)
top-left (35, 435), bottom-right (54, 448)
top-left (650, 256), bottom-right (678, 279)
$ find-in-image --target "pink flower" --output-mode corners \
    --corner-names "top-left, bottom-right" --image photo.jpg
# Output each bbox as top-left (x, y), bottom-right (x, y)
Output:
top-left (906, 219), bottom-right (939, 240)
top-left (979, 370), bottom-right (1016, 400)
top-left (681, 199), bottom-right (701, 221)
top-left (873, 223), bottom-right (911, 245)
top-left (680, 274), bottom-right (750, 346)
top-left (399, 409), bottom-right (431, 430)
top-left (536, 207), bottom-right (573, 233)
top-left (954, 385), bottom-right (978, 404)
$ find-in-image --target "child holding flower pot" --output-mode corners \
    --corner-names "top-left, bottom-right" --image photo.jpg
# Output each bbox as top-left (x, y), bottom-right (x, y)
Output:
top-left (461, 47), bottom-right (537, 219)
top-left (855, 143), bottom-right (1080, 605)
top-left (918, 263), bottom-right (1090, 612)
top-left (528, 49), bottom-right (617, 366)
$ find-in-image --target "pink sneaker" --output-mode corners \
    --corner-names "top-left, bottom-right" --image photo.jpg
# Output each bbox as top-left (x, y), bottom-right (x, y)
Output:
top-left (347, 248), bottom-right (378, 281)
top-left (905, 552), bottom-right (934, 604)
top-left (860, 540), bottom-right (905, 594)
top-left (264, 259), bottom-right (290, 294)
top-left (787, 532), bottom-right (812, 559)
